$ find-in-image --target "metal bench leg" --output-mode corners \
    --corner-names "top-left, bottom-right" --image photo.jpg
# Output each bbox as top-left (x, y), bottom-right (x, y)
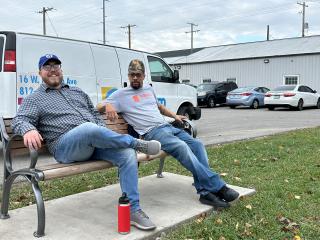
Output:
top-left (157, 156), bottom-right (166, 178)
top-left (31, 179), bottom-right (45, 238)
top-left (0, 174), bottom-right (17, 219)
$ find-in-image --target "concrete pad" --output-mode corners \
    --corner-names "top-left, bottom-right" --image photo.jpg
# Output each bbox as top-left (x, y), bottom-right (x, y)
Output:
top-left (0, 172), bottom-right (256, 240)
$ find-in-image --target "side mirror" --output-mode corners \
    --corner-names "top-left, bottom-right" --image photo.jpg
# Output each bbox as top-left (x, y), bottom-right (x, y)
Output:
top-left (123, 82), bottom-right (127, 87)
top-left (173, 70), bottom-right (179, 82)
top-left (313, 90), bottom-right (317, 93)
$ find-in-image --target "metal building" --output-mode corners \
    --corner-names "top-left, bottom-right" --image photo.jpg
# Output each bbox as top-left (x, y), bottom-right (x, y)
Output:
top-left (156, 35), bottom-right (320, 91)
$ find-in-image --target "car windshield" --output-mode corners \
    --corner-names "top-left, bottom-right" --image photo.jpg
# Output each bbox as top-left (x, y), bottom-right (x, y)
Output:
top-left (197, 84), bottom-right (215, 91)
top-left (231, 87), bottom-right (253, 93)
top-left (273, 85), bottom-right (296, 91)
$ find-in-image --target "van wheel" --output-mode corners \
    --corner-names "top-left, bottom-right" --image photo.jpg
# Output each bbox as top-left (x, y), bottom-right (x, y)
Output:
top-left (177, 106), bottom-right (192, 120)
top-left (296, 99), bottom-right (304, 111)
top-left (251, 99), bottom-right (259, 109)
top-left (207, 97), bottom-right (216, 108)
top-left (268, 106), bottom-right (274, 110)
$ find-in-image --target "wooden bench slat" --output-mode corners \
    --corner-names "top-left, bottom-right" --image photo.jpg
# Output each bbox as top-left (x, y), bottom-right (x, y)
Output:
top-left (41, 160), bottom-right (114, 180)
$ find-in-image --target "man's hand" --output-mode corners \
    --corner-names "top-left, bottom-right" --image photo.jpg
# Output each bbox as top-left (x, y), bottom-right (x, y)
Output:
top-left (174, 115), bottom-right (187, 124)
top-left (105, 103), bottom-right (119, 121)
top-left (23, 130), bottom-right (43, 150)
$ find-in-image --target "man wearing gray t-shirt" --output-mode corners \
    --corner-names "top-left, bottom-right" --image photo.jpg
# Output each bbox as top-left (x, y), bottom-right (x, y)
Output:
top-left (99, 59), bottom-right (239, 209)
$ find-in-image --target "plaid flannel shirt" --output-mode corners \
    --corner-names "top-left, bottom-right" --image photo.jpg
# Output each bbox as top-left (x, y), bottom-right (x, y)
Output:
top-left (12, 83), bottom-right (105, 154)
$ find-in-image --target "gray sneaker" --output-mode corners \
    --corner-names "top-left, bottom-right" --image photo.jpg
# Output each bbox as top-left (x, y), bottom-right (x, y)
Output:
top-left (130, 209), bottom-right (156, 230)
top-left (135, 139), bottom-right (161, 155)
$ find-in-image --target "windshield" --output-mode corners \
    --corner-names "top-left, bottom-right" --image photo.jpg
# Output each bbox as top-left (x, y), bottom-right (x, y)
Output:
top-left (273, 85), bottom-right (296, 91)
top-left (197, 84), bottom-right (215, 91)
top-left (0, 36), bottom-right (4, 71)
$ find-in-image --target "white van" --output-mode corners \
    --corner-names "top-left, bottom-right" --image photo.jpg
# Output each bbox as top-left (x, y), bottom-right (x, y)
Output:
top-left (0, 31), bottom-right (201, 120)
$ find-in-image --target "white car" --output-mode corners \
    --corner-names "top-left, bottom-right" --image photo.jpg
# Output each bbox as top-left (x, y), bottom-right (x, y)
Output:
top-left (264, 85), bottom-right (320, 111)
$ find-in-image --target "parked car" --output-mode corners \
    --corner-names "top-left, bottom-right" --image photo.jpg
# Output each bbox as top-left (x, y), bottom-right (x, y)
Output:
top-left (264, 85), bottom-right (320, 110)
top-left (197, 81), bottom-right (238, 107)
top-left (226, 86), bottom-right (270, 109)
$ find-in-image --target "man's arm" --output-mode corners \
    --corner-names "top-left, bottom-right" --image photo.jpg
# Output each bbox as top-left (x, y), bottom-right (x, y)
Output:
top-left (96, 102), bottom-right (119, 122)
top-left (83, 91), bottom-right (106, 127)
top-left (12, 97), bottom-right (43, 150)
top-left (158, 104), bottom-right (187, 123)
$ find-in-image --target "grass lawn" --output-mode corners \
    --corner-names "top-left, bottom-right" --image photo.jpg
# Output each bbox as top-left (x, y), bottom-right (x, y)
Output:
top-left (2, 127), bottom-right (320, 239)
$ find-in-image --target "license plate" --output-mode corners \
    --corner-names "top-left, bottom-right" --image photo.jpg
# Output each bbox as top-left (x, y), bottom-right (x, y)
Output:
top-left (274, 95), bottom-right (280, 99)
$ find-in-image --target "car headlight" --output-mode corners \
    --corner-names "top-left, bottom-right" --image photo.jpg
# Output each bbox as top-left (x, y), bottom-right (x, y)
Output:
top-left (197, 92), bottom-right (206, 97)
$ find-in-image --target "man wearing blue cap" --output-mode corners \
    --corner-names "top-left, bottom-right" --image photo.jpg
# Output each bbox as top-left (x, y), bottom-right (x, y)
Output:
top-left (12, 54), bottom-right (159, 231)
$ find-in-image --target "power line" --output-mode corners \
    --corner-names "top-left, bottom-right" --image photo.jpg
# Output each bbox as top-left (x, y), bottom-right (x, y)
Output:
top-left (46, 13), bottom-right (59, 37)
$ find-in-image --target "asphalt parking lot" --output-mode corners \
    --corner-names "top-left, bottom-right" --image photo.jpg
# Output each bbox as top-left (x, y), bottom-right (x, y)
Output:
top-left (196, 106), bottom-right (320, 145)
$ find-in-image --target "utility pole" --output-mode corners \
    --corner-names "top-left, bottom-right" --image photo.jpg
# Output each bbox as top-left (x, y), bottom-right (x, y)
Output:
top-left (102, 0), bottom-right (110, 45)
top-left (297, 2), bottom-right (308, 37)
top-left (121, 24), bottom-right (136, 49)
top-left (38, 7), bottom-right (54, 35)
top-left (186, 23), bottom-right (200, 53)
top-left (267, 25), bottom-right (270, 41)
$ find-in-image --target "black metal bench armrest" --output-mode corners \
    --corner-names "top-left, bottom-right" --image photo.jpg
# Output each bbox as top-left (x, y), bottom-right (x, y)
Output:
top-left (4, 134), bottom-right (39, 173)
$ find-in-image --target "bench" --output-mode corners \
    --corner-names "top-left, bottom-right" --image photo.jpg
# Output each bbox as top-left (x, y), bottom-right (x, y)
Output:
top-left (0, 115), bottom-right (196, 237)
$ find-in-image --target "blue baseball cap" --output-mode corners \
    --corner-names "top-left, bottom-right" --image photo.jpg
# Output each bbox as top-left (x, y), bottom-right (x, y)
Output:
top-left (38, 54), bottom-right (61, 69)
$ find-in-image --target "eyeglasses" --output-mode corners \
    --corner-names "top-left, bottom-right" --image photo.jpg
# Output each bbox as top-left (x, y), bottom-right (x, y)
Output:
top-left (41, 64), bottom-right (61, 71)
top-left (129, 72), bottom-right (143, 78)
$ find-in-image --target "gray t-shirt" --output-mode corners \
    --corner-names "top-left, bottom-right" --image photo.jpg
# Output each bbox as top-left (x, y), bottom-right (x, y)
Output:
top-left (105, 85), bottom-right (167, 135)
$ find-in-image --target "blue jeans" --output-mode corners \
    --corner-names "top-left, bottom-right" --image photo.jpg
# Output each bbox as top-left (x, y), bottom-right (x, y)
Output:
top-left (54, 122), bottom-right (141, 212)
top-left (144, 124), bottom-right (225, 195)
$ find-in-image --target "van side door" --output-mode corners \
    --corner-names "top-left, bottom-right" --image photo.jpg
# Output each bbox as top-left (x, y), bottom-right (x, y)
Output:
top-left (90, 45), bottom-right (122, 101)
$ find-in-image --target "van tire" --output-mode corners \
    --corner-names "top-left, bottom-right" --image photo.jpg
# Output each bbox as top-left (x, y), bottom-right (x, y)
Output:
top-left (177, 106), bottom-right (192, 120)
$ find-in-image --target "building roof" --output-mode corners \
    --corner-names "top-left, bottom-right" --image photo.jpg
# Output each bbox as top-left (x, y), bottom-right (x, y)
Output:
top-left (155, 47), bottom-right (204, 58)
top-left (161, 35), bottom-right (320, 65)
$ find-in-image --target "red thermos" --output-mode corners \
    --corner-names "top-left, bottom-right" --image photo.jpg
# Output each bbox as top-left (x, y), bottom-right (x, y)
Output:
top-left (118, 192), bottom-right (130, 234)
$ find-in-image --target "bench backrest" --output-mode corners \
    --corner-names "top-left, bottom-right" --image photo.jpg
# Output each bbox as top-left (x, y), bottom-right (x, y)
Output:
top-left (0, 115), bottom-right (128, 157)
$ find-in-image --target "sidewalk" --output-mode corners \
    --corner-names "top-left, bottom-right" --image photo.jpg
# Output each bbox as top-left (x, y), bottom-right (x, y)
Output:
top-left (0, 172), bottom-right (255, 240)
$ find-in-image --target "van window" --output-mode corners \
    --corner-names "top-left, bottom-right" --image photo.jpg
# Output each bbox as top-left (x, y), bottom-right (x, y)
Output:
top-left (147, 56), bottom-right (173, 82)
top-left (0, 36), bottom-right (4, 71)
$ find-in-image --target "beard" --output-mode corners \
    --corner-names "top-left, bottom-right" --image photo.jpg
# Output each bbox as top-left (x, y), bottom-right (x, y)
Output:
top-left (130, 81), bottom-right (141, 90)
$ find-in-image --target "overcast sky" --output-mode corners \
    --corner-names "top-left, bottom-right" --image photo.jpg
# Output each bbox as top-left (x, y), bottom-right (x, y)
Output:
top-left (1, 0), bottom-right (320, 52)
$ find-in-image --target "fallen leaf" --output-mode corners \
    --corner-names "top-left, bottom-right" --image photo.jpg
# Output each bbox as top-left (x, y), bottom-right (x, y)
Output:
top-left (277, 216), bottom-right (290, 225)
top-left (293, 236), bottom-right (301, 240)
top-left (245, 204), bottom-right (252, 210)
top-left (234, 177), bottom-right (242, 181)
top-left (271, 157), bottom-right (279, 161)
top-left (235, 222), bottom-right (239, 231)
top-left (218, 237), bottom-right (226, 240)
top-left (284, 179), bottom-right (289, 183)
top-left (234, 159), bottom-right (240, 165)
top-left (294, 195), bottom-right (301, 200)
top-left (245, 223), bottom-right (252, 228)
top-left (220, 172), bottom-right (228, 177)
top-left (215, 218), bottom-right (223, 224)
